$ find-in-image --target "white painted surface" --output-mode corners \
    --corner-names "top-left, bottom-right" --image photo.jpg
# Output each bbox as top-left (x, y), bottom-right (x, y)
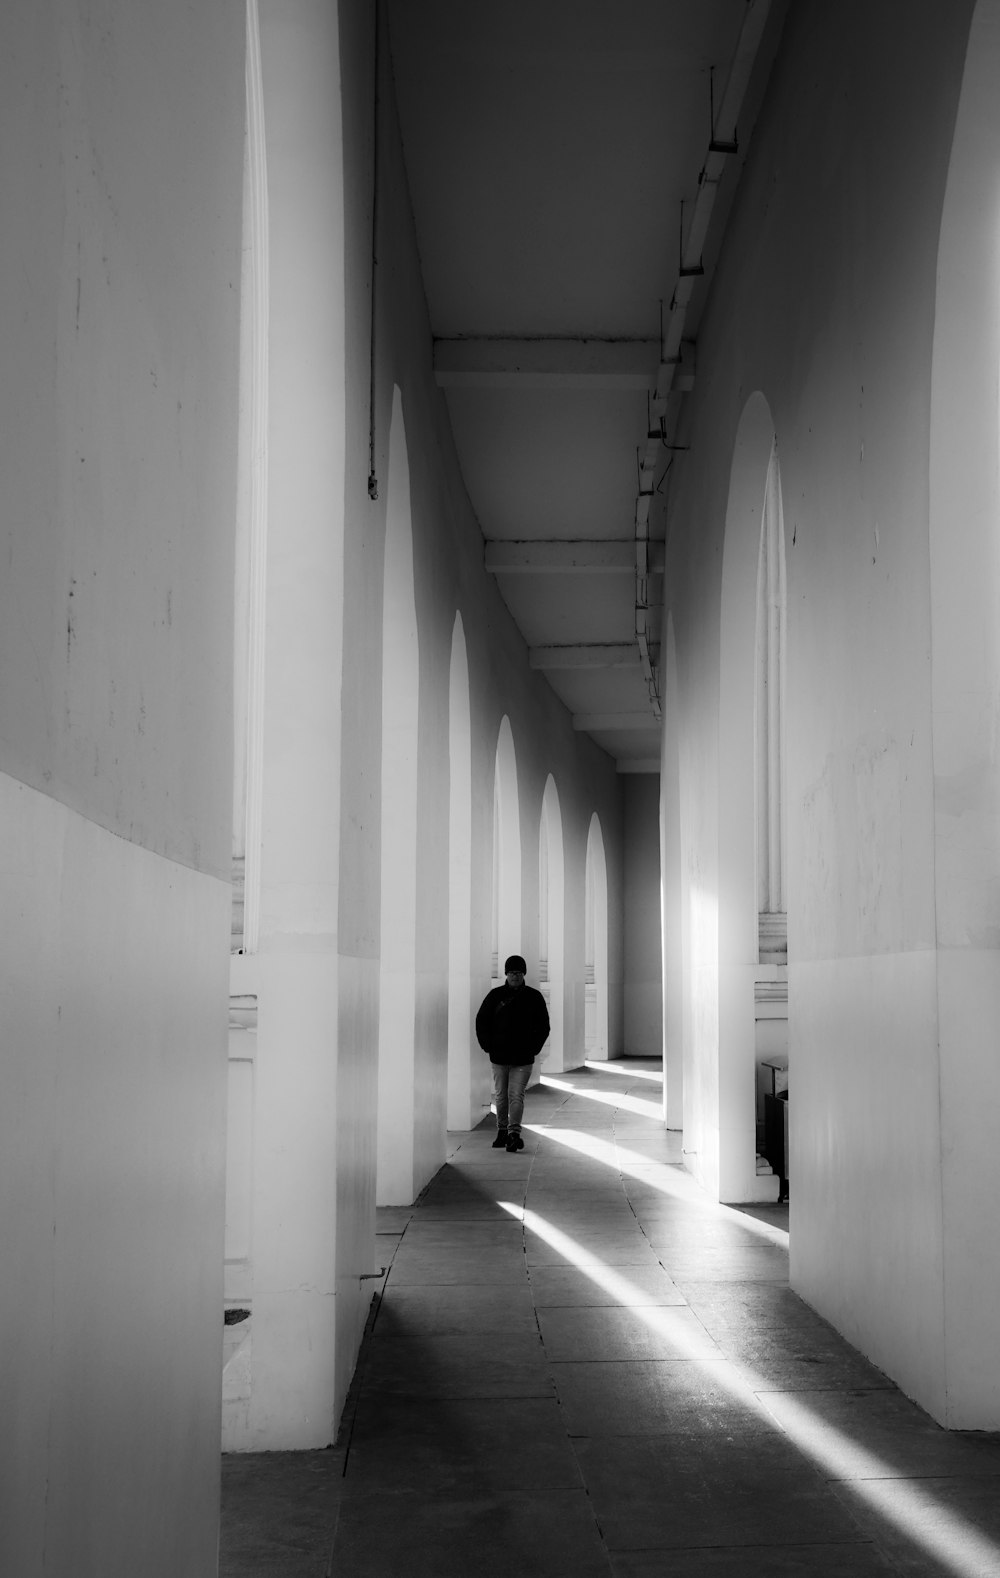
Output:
top-left (539, 776), bottom-right (567, 1070)
top-left (378, 389), bottom-right (420, 1205)
top-left (0, 0), bottom-right (243, 878)
top-left (660, 615), bottom-right (684, 1128)
top-left (791, 953), bottom-right (945, 1420)
top-left (494, 717), bottom-right (524, 974)
top-left (224, 0), bottom-right (349, 1450)
top-left (623, 774), bottom-right (663, 1057)
top-left (0, 1), bottom-right (243, 1563)
top-left (0, 778), bottom-right (230, 1576)
top-left (929, 0), bottom-right (1000, 1426)
top-left (448, 613), bottom-right (477, 1127)
top-left (585, 815), bottom-right (610, 1060)
top-left (717, 395), bottom-right (776, 1202)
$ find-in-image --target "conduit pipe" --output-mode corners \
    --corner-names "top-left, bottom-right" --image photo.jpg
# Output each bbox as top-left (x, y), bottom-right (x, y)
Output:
top-left (635, 0), bottom-right (774, 716)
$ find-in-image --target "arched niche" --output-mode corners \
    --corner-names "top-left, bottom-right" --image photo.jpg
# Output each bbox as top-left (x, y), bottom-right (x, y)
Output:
top-left (584, 813), bottom-right (609, 1061)
top-left (377, 386), bottom-right (419, 1205)
top-left (538, 775), bottom-right (566, 1070)
top-left (718, 391), bottom-right (783, 1203)
top-left (927, 0), bottom-right (1000, 1426)
top-left (491, 716), bottom-right (522, 981)
top-left (447, 611), bottom-right (476, 1129)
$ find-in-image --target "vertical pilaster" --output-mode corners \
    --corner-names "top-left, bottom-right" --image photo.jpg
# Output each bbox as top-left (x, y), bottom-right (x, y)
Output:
top-left (225, 0), bottom-right (348, 1450)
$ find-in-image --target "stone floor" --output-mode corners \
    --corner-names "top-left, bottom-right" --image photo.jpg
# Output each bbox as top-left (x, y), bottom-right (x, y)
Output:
top-left (220, 1059), bottom-right (1000, 1577)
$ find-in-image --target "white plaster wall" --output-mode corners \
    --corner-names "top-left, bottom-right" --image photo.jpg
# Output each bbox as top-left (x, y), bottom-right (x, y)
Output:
top-left (623, 774), bottom-right (664, 1056)
top-left (0, 2), bottom-right (243, 1565)
top-left (660, 618), bottom-right (684, 1128)
top-left (661, 0), bottom-right (975, 1418)
top-left (928, 0), bottom-right (1000, 1427)
top-left (0, 783), bottom-right (231, 1576)
top-left (224, 0), bottom-right (350, 1452)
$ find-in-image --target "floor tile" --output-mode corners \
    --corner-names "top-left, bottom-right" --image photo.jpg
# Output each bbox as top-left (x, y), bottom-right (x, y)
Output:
top-left (528, 1261), bottom-right (684, 1308)
top-left (655, 1244), bottom-right (790, 1282)
top-left (220, 1451), bottom-right (344, 1578)
top-left (329, 1487), bottom-right (612, 1578)
top-left (639, 1217), bottom-right (784, 1249)
top-left (344, 1395), bottom-right (583, 1492)
top-left (830, 1474), bottom-right (1000, 1576)
top-left (525, 1241), bottom-right (664, 1268)
top-left (400, 1220), bottom-right (524, 1244)
top-left (589, 1458), bottom-right (868, 1552)
top-left (376, 1282), bottom-right (538, 1336)
top-left (718, 1328), bottom-right (894, 1391)
top-left (386, 1256), bottom-right (527, 1286)
top-left (677, 1280), bottom-right (828, 1332)
top-left (609, 1543), bottom-right (899, 1576)
top-left (360, 1331), bottom-right (552, 1399)
top-left (550, 1357), bottom-right (778, 1436)
top-left (761, 1388), bottom-right (1000, 1481)
top-left (538, 1303), bottom-right (723, 1362)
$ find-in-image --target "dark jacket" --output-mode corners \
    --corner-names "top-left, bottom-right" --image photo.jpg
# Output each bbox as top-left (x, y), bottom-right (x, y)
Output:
top-left (475, 983), bottom-right (550, 1066)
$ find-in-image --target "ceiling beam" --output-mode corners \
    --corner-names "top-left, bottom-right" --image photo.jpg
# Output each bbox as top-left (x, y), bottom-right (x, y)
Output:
top-left (434, 337), bottom-right (660, 391)
top-left (573, 712), bottom-right (661, 732)
top-left (529, 643), bottom-right (640, 670)
top-left (616, 759), bottom-right (661, 774)
top-left (486, 540), bottom-right (665, 574)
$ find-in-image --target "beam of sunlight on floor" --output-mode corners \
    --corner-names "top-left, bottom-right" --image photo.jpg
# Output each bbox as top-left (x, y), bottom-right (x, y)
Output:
top-left (583, 1059), bottom-right (664, 1084)
top-left (541, 1128), bottom-right (785, 1250)
top-left (497, 1201), bottom-right (1000, 1578)
top-left (525, 1123), bottom-right (691, 1191)
top-left (525, 1124), bottom-right (787, 1249)
top-left (538, 1074), bottom-right (662, 1119)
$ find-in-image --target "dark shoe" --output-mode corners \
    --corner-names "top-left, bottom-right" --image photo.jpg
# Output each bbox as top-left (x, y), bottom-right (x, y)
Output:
top-left (505, 1132), bottom-right (524, 1152)
top-left (492, 1129), bottom-right (508, 1148)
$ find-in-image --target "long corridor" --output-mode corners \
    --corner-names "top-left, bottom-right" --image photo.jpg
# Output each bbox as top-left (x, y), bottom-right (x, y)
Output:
top-left (222, 1060), bottom-right (1000, 1577)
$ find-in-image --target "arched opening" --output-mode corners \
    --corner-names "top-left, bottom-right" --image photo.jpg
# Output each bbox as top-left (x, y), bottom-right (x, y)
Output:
top-left (377, 387), bottom-right (419, 1205)
top-left (718, 391), bottom-right (784, 1203)
top-left (491, 717), bottom-right (522, 983)
top-left (447, 612), bottom-right (475, 1129)
top-left (538, 775), bottom-right (566, 1070)
top-left (584, 813), bottom-right (609, 1061)
top-left (754, 438), bottom-right (789, 1203)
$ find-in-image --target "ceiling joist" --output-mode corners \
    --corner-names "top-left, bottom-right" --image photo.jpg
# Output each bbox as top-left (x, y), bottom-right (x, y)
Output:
top-left (486, 539), bottom-right (665, 574)
top-left (434, 337), bottom-right (660, 391)
top-left (529, 643), bottom-right (640, 671)
top-left (573, 713), bottom-right (661, 732)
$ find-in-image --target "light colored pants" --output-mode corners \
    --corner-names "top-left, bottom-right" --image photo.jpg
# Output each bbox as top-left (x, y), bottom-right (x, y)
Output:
top-left (492, 1062), bottom-right (532, 1134)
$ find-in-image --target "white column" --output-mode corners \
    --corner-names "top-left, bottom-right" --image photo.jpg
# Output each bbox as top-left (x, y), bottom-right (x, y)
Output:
top-left (226, 0), bottom-right (348, 1450)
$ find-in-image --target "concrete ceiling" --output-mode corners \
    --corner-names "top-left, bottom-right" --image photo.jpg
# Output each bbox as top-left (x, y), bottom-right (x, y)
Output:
top-left (387, 0), bottom-right (775, 771)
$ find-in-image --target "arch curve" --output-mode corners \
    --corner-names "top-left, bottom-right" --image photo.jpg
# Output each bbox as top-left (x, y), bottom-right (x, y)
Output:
top-left (491, 716), bottom-right (522, 980)
top-left (585, 812), bottom-right (609, 1061)
top-left (538, 774), bottom-right (566, 1069)
top-left (377, 386), bottom-right (419, 1205)
top-left (717, 391), bottom-right (781, 1203)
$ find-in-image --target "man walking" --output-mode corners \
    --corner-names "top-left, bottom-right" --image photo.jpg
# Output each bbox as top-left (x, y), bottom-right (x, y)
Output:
top-left (475, 954), bottom-right (550, 1151)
